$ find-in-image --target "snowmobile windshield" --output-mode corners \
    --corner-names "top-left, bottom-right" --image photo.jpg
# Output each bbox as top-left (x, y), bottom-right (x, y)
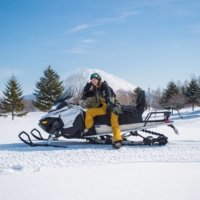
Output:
top-left (50, 87), bottom-right (72, 111)
top-left (58, 87), bottom-right (72, 101)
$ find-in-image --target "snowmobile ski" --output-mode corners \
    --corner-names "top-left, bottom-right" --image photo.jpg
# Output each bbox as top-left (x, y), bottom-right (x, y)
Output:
top-left (18, 130), bottom-right (67, 148)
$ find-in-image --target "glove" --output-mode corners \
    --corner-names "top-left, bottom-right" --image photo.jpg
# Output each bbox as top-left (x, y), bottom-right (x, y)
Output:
top-left (83, 82), bottom-right (92, 94)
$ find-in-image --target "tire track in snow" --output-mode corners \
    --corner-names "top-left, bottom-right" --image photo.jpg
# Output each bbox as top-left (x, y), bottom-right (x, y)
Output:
top-left (0, 142), bottom-right (200, 175)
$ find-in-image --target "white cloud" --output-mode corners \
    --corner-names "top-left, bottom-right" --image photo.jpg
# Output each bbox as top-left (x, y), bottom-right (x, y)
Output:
top-left (64, 48), bottom-right (86, 54)
top-left (69, 24), bottom-right (90, 32)
top-left (120, 11), bottom-right (141, 19)
top-left (65, 10), bottom-right (140, 35)
top-left (98, 18), bottom-right (116, 23)
top-left (98, 10), bottom-right (140, 24)
top-left (81, 39), bottom-right (97, 43)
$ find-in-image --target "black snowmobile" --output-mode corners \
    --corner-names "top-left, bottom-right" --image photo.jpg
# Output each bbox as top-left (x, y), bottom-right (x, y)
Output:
top-left (19, 87), bottom-right (178, 148)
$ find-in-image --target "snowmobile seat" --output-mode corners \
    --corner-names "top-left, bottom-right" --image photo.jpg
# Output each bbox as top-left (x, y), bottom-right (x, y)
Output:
top-left (121, 105), bottom-right (138, 117)
top-left (136, 90), bottom-right (146, 116)
top-left (118, 90), bottom-right (146, 124)
top-left (94, 90), bottom-right (146, 126)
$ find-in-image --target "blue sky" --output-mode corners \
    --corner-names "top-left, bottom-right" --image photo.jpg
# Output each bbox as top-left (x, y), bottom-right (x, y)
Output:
top-left (0, 0), bottom-right (200, 95)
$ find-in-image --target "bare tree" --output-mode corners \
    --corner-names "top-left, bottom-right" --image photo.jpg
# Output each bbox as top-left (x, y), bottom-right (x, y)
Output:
top-left (151, 87), bottom-right (163, 111)
top-left (168, 94), bottom-right (188, 118)
top-left (64, 73), bottom-right (87, 103)
top-left (116, 89), bottom-right (135, 105)
top-left (23, 99), bottom-right (39, 112)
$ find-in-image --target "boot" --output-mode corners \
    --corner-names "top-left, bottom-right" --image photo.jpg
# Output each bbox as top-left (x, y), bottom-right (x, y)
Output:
top-left (112, 141), bottom-right (122, 149)
top-left (84, 125), bottom-right (97, 137)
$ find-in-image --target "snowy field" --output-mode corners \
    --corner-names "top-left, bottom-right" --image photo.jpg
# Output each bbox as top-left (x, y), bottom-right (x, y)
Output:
top-left (0, 108), bottom-right (200, 200)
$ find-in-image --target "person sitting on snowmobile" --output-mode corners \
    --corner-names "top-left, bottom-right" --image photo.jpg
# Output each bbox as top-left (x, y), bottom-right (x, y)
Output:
top-left (80, 73), bottom-right (123, 149)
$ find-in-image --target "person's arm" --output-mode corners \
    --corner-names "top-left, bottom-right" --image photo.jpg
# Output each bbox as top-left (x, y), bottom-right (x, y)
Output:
top-left (82, 82), bottom-right (94, 100)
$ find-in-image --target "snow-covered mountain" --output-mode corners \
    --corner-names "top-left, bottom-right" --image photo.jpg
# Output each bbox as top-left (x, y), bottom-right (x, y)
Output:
top-left (66, 68), bottom-right (137, 92)
top-left (23, 94), bottom-right (35, 100)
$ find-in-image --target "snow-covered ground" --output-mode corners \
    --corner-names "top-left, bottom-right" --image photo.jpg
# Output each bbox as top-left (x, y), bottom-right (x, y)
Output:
top-left (0, 108), bottom-right (200, 200)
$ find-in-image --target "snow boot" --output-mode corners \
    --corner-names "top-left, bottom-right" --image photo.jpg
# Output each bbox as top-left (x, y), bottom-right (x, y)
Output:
top-left (112, 141), bottom-right (122, 149)
top-left (84, 125), bottom-right (97, 137)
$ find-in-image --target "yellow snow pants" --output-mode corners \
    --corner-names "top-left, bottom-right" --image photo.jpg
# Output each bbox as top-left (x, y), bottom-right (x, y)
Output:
top-left (85, 97), bottom-right (122, 142)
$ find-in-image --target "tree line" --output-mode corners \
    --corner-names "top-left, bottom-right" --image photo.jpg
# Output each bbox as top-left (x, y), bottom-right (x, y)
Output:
top-left (0, 66), bottom-right (200, 120)
top-left (150, 77), bottom-right (200, 117)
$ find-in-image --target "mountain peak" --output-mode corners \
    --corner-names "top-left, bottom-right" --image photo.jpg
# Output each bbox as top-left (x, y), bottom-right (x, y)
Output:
top-left (68, 68), bottom-right (136, 92)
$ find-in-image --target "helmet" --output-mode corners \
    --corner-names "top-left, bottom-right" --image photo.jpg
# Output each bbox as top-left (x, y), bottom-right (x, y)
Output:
top-left (90, 73), bottom-right (101, 81)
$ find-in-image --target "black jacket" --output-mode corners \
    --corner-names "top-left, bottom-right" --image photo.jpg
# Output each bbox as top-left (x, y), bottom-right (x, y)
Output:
top-left (82, 81), bottom-right (123, 116)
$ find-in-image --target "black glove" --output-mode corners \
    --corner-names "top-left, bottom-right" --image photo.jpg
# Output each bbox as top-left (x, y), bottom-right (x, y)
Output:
top-left (83, 82), bottom-right (92, 94)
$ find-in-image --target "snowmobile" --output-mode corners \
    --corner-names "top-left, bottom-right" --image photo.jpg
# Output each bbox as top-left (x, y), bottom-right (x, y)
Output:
top-left (18, 87), bottom-right (179, 148)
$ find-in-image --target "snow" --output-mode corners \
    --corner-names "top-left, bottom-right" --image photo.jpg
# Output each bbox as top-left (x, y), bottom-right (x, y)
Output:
top-left (0, 108), bottom-right (200, 200)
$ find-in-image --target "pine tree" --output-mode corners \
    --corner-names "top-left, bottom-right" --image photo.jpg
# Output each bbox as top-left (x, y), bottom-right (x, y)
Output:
top-left (186, 78), bottom-right (200, 111)
top-left (0, 75), bottom-right (27, 120)
top-left (160, 81), bottom-right (179, 108)
top-left (33, 66), bottom-right (64, 112)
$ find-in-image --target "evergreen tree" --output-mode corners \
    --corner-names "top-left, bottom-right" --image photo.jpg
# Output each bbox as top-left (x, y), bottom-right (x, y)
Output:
top-left (160, 81), bottom-right (179, 108)
top-left (0, 75), bottom-right (27, 120)
top-left (198, 76), bottom-right (200, 87)
top-left (33, 66), bottom-right (64, 112)
top-left (186, 78), bottom-right (200, 111)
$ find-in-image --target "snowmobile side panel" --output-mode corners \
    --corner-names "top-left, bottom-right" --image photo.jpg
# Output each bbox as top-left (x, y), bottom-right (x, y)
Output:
top-left (61, 113), bottom-right (84, 139)
top-left (60, 107), bottom-right (80, 129)
top-left (84, 121), bottom-right (175, 138)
